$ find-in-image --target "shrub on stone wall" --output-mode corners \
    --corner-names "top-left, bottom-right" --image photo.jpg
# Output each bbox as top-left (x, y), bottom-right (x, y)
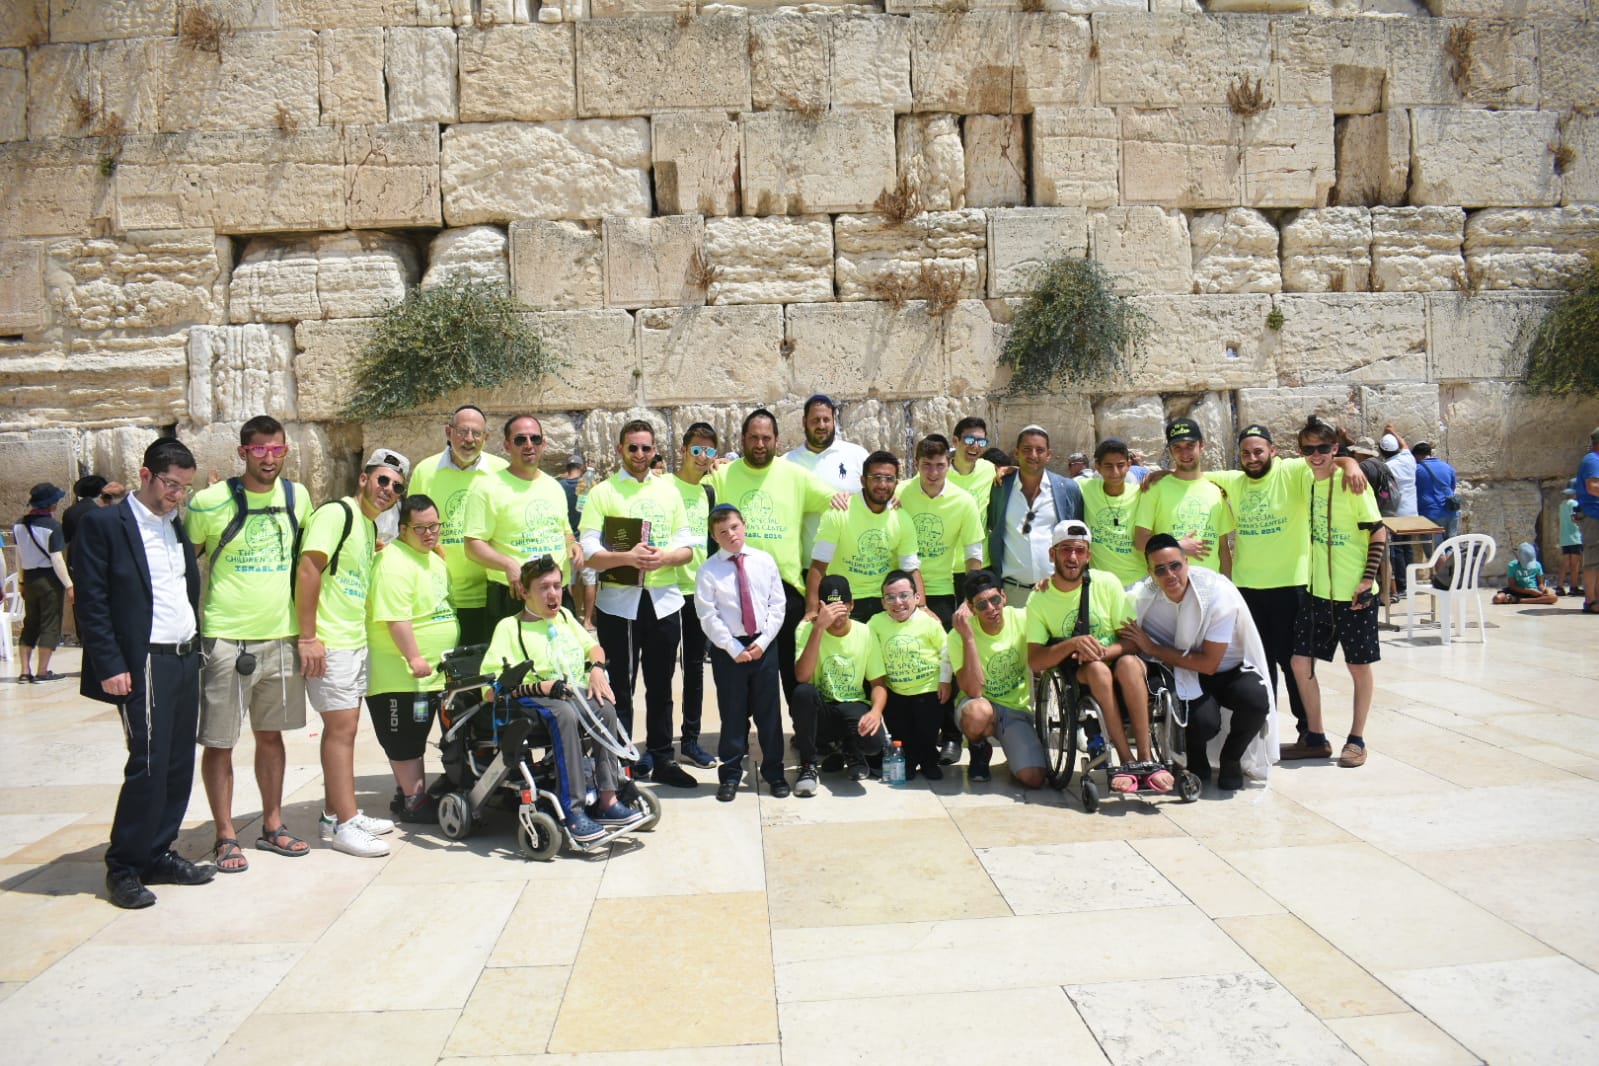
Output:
top-left (1000, 256), bottom-right (1150, 396)
top-left (1525, 259), bottom-right (1599, 398)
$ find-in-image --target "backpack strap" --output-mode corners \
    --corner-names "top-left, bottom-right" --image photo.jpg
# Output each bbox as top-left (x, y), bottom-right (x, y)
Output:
top-left (311, 499), bottom-right (356, 577)
top-left (214, 476), bottom-right (304, 598)
top-left (702, 482), bottom-right (717, 555)
top-left (1071, 569), bottom-right (1093, 639)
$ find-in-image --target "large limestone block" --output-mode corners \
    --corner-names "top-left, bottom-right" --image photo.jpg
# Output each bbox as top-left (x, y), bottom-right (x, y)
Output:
top-left (1190, 208), bottom-right (1281, 294)
top-left (1354, 383), bottom-right (1440, 446)
top-left (457, 24), bottom-right (574, 123)
top-left (603, 215), bottom-right (706, 309)
top-left (1121, 106), bottom-right (1334, 208)
top-left (33, 38), bottom-right (163, 138)
top-left (292, 318), bottom-right (371, 422)
top-left (230, 232), bottom-right (419, 323)
top-left (0, 333), bottom-right (188, 428)
top-left (387, 26), bottom-right (458, 124)
top-left (638, 305), bottom-right (786, 405)
top-left (320, 28), bottom-right (388, 127)
top-left (909, 396), bottom-right (993, 450)
top-left (987, 207), bottom-right (1088, 297)
top-left (499, 309), bottom-right (636, 411)
top-left (0, 139), bottom-right (112, 239)
top-left (157, 31), bottom-right (320, 133)
top-left (0, 240), bottom-right (46, 333)
top-left (834, 209), bottom-right (987, 304)
top-left (509, 219), bottom-right (604, 310)
top-left (1089, 207), bottom-right (1192, 295)
top-left (1561, 112), bottom-right (1599, 206)
top-left (652, 113), bottom-right (739, 217)
top-left (344, 122), bottom-right (442, 229)
top-left (1330, 110), bottom-right (1408, 208)
top-left (1540, 21), bottom-right (1599, 110)
top-left (992, 393), bottom-right (1096, 470)
top-left (831, 14), bottom-right (912, 112)
top-left (421, 226), bottom-right (510, 291)
top-left (1276, 293), bottom-right (1427, 385)
top-left (441, 120), bottom-right (651, 223)
top-left (741, 110), bottom-right (896, 216)
top-left (1094, 13), bottom-right (1272, 107)
top-left (784, 302), bottom-right (945, 400)
top-left (1457, 479), bottom-right (1540, 578)
top-left (1463, 207), bottom-right (1599, 291)
top-left (1114, 294), bottom-right (1276, 391)
top-left (1410, 109), bottom-right (1559, 208)
top-left (964, 114), bottom-right (1027, 208)
top-left (1, 0), bottom-right (47, 49)
top-left (0, 429), bottom-right (76, 520)
top-left (1, 51), bottom-right (25, 143)
top-left (1269, 15), bottom-right (1334, 108)
top-left (75, 425), bottom-right (160, 489)
top-left (577, 15), bottom-right (751, 116)
top-left (749, 13), bottom-right (827, 115)
top-left (1427, 0), bottom-right (1585, 14)
top-left (49, 0), bottom-right (175, 43)
top-left (1094, 395), bottom-right (1169, 468)
top-left (703, 215), bottom-right (833, 305)
top-left (1389, 17), bottom-right (1538, 109)
top-left (44, 229), bottom-right (224, 333)
top-left (898, 114), bottom-right (966, 212)
top-left (1428, 292), bottom-right (1558, 382)
top-left (1281, 207), bottom-right (1372, 293)
top-left (578, 410), bottom-right (667, 472)
top-left (944, 299), bottom-right (1007, 397)
top-left (188, 323), bottom-right (297, 427)
top-left (1381, 19), bottom-right (1455, 108)
top-left (911, 13), bottom-right (1091, 115)
top-left (1236, 386), bottom-right (1359, 446)
top-left (1323, 16), bottom-right (1387, 116)
top-left (1370, 206), bottom-right (1464, 293)
top-left (1032, 107), bottom-right (1119, 208)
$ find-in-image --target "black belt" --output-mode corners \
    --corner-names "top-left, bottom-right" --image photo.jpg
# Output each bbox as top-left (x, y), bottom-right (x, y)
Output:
top-left (736, 633), bottom-right (761, 647)
top-left (149, 638), bottom-right (199, 656)
top-left (1003, 577), bottom-right (1035, 587)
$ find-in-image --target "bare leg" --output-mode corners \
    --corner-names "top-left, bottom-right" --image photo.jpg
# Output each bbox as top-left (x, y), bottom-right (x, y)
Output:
top-left (35, 647), bottom-right (54, 674)
top-left (1114, 656), bottom-right (1153, 762)
top-left (392, 757), bottom-right (426, 797)
top-left (1078, 661), bottom-right (1131, 764)
top-left (18, 644), bottom-right (33, 678)
top-left (319, 707), bottom-right (360, 823)
top-left (1347, 663), bottom-right (1374, 740)
top-left (958, 698), bottom-right (997, 743)
top-left (1292, 655), bottom-right (1323, 735)
top-left (254, 730), bottom-right (289, 834)
top-left (201, 745), bottom-right (246, 870)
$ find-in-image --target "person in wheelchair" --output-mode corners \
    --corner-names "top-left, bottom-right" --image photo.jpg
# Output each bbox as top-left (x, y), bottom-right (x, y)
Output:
top-left (479, 555), bottom-right (645, 844)
top-left (1025, 520), bottom-right (1172, 793)
top-left (1118, 534), bottom-right (1278, 792)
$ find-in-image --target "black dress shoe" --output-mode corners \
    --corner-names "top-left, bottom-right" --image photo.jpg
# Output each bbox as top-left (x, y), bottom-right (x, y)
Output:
top-left (142, 851), bottom-right (217, 886)
top-left (768, 779), bottom-right (792, 798)
top-left (716, 779), bottom-right (739, 802)
top-left (106, 869), bottom-right (156, 910)
top-left (938, 739), bottom-right (962, 766)
top-left (651, 761), bottom-right (700, 789)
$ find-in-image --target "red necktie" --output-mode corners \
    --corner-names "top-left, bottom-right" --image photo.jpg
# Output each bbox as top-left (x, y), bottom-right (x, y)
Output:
top-left (732, 552), bottom-right (757, 637)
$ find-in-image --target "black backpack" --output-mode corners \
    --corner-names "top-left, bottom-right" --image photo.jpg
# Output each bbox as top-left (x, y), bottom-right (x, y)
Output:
top-left (1358, 458), bottom-right (1397, 518)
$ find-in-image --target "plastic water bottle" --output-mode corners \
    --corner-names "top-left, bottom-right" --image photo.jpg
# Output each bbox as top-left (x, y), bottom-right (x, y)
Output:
top-left (883, 741), bottom-right (907, 787)
top-left (412, 695), bottom-right (429, 724)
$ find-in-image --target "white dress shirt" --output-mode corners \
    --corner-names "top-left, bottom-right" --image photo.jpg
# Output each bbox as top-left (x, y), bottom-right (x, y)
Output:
top-left (578, 469), bottom-right (697, 621)
top-left (785, 438), bottom-right (870, 564)
top-left (694, 545), bottom-right (787, 658)
top-left (129, 494), bottom-right (198, 643)
top-left (1001, 481), bottom-right (1057, 585)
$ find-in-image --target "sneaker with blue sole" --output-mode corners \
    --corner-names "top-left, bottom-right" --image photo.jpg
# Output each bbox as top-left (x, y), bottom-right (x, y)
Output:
top-left (680, 741), bottom-right (717, 769)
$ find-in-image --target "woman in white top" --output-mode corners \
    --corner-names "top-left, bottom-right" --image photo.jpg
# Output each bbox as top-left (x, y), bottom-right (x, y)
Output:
top-left (14, 482), bottom-right (74, 683)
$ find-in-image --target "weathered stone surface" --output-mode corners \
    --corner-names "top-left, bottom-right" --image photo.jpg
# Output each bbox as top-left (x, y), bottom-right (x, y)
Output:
top-left (232, 232), bottom-right (417, 323)
top-left (1113, 294), bottom-right (1276, 391)
top-left (421, 226), bottom-right (509, 290)
top-left (0, 333), bottom-right (188, 429)
top-left (1561, 112), bottom-right (1599, 206)
top-left (898, 114), bottom-right (966, 212)
top-left (1166, 391), bottom-right (1236, 464)
top-left (785, 301), bottom-right (944, 400)
top-left (834, 209), bottom-right (987, 304)
top-left (831, 14), bottom-right (912, 111)
top-left (1281, 207), bottom-right (1372, 292)
top-left (158, 31), bottom-right (320, 133)
top-left (1190, 208), bottom-right (1281, 294)
top-left (944, 299), bottom-right (1008, 397)
top-left (652, 113), bottom-right (740, 217)
top-left (28, 38), bottom-right (163, 139)
top-left (0, 0), bottom-right (47, 49)
top-left (441, 120), bottom-right (651, 223)
top-left (509, 219), bottom-right (604, 310)
top-left (1031, 107), bottom-right (1119, 208)
top-left (1276, 293), bottom-right (1427, 385)
top-left (188, 323), bottom-right (297, 427)
top-left (1370, 206), bottom-right (1464, 293)
top-left (44, 229), bottom-right (224, 333)
top-left (1410, 109), bottom-right (1560, 208)
top-left (510, 309), bottom-right (637, 411)
top-left (1236, 386), bottom-right (1358, 447)
top-left (1427, 0), bottom-right (1585, 15)
top-left (1539, 21), bottom-right (1599, 110)
top-left (1331, 110), bottom-right (1408, 208)
top-left (1094, 13), bottom-right (1272, 107)
top-left (911, 13), bottom-right (1091, 115)
top-left (457, 24), bottom-right (576, 122)
top-left (704, 215), bottom-right (834, 306)
top-left (49, 0), bottom-right (175, 44)
top-left (387, 27), bottom-right (458, 124)
top-left (320, 28), bottom-right (388, 127)
top-left (271, 0), bottom-right (455, 32)
top-left (1382, 19), bottom-right (1457, 109)
top-left (577, 15), bottom-right (751, 116)
top-left (1094, 394), bottom-right (1169, 468)
top-left (964, 114), bottom-right (1027, 208)
top-left (344, 122), bottom-right (442, 229)
top-left (0, 240), bottom-right (47, 333)
top-left (0, 429), bottom-right (76, 520)
top-left (1387, 17), bottom-right (1537, 109)
top-left (1355, 382), bottom-right (1440, 447)
top-left (1456, 478), bottom-right (1539, 578)
top-left (749, 13), bottom-right (827, 114)
top-left (578, 409), bottom-right (667, 470)
top-left (1440, 381), bottom-right (1599, 481)
top-left (1121, 106), bottom-right (1334, 209)
top-left (741, 110), bottom-right (896, 216)
top-left (0, 50), bottom-right (24, 143)
top-left (603, 215), bottom-right (707, 310)
top-left (1323, 15), bottom-right (1387, 116)
top-left (992, 392), bottom-right (1096, 471)
top-left (1269, 14), bottom-right (1334, 108)
top-left (638, 305), bottom-right (786, 405)
top-left (909, 395), bottom-right (992, 451)
top-left (1457, 19), bottom-right (1540, 109)
top-left (1463, 207), bottom-right (1599, 291)
top-left (292, 318), bottom-right (370, 422)
top-left (0, 139), bottom-right (112, 238)
top-left (987, 207), bottom-right (1088, 298)
top-left (1090, 207), bottom-right (1192, 295)
top-left (1427, 291), bottom-right (1557, 382)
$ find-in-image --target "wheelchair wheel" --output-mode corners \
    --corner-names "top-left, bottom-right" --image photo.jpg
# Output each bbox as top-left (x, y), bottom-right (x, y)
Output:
top-left (1080, 779), bottom-right (1100, 813)
top-left (437, 791), bottom-right (474, 840)
top-left (517, 809), bottom-right (563, 861)
top-left (1178, 771), bottom-right (1202, 803)
top-left (632, 786), bottom-right (662, 831)
top-left (1034, 671), bottom-right (1074, 790)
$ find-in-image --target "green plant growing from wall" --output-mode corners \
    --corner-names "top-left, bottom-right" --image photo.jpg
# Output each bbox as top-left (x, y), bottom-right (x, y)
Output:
top-left (1523, 258), bottom-right (1599, 397)
top-left (1000, 256), bottom-right (1150, 395)
top-left (340, 280), bottom-right (552, 420)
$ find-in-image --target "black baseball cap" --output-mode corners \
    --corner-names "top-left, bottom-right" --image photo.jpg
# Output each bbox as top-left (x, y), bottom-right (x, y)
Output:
top-left (1237, 424), bottom-right (1272, 444)
top-left (1166, 418), bottom-right (1203, 444)
top-left (818, 574), bottom-right (853, 604)
top-left (964, 569), bottom-right (1002, 601)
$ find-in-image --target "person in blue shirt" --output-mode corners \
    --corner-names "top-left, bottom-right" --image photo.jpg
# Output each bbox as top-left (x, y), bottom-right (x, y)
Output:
top-left (1576, 428), bottom-right (1599, 613)
top-left (1412, 442), bottom-right (1459, 546)
top-left (1493, 543), bottom-right (1557, 605)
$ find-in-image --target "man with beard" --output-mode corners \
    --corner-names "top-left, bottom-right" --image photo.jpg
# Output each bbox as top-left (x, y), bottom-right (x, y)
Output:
top-left (808, 451), bottom-right (924, 622)
top-left (785, 394), bottom-right (871, 566)
top-left (1133, 419), bottom-right (1234, 576)
top-left (987, 425), bottom-right (1085, 607)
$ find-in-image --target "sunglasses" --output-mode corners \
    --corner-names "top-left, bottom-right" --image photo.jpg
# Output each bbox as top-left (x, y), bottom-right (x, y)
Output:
top-left (406, 522), bottom-right (441, 536)
top-left (1151, 560), bottom-right (1186, 577)
top-left (374, 474), bottom-right (405, 493)
top-left (243, 444), bottom-right (289, 459)
top-left (511, 433), bottom-right (545, 447)
top-left (971, 592), bottom-right (1003, 610)
top-left (1302, 443), bottom-right (1335, 455)
top-left (1022, 508), bottom-right (1036, 535)
top-left (962, 435), bottom-right (989, 447)
top-left (689, 445), bottom-right (718, 458)
top-left (625, 443), bottom-right (655, 454)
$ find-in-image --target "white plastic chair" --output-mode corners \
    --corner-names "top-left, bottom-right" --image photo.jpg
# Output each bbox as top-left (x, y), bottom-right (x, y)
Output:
top-left (0, 570), bottom-right (21, 663)
top-left (1405, 534), bottom-right (1497, 645)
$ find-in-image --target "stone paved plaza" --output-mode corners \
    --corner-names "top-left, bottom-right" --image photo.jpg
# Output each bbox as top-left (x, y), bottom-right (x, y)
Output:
top-left (1, 601), bottom-right (1596, 1066)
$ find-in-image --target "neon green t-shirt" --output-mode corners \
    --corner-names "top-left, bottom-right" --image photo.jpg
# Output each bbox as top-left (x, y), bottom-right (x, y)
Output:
top-left (796, 618), bottom-right (883, 705)
top-left (1080, 480), bottom-right (1145, 588)
top-left (300, 497), bottom-right (374, 651)
top-left (186, 478), bottom-right (312, 641)
top-left (711, 459), bottom-right (835, 589)
top-left (479, 607), bottom-right (592, 684)
top-left (366, 539), bottom-right (459, 694)
top-left (408, 450), bottom-right (509, 609)
top-left (672, 475), bottom-right (712, 595)
top-left (946, 605), bottom-right (1032, 713)
top-left (948, 458), bottom-right (996, 565)
top-left (867, 610), bottom-right (945, 696)
top-left (1308, 469), bottom-right (1384, 601)
top-left (579, 472), bottom-right (690, 591)
top-left (1130, 475), bottom-right (1236, 573)
top-left (1024, 569), bottom-right (1134, 649)
top-left (894, 479), bottom-right (983, 596)
top-left (815, 496), bottom-right (922, 602)
top-left (462, 467), bottom-right (572, 585)
top-left (1208, 459), bottom-right (1313, 590)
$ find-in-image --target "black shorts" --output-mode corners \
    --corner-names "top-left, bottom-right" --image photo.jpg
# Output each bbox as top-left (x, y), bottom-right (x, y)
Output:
top-left (365, 691), bottom-right (442, 761)
top-left (1292, 593), bottom-right (1380, 666)
top-left (1562, 545), bottom-right (1582, 556)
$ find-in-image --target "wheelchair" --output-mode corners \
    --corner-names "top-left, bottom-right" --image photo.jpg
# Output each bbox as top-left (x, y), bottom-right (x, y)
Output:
top-left (432, 645), bottom-right (661, 860)
top-left (1032, 656), bottom-right (1202, 812)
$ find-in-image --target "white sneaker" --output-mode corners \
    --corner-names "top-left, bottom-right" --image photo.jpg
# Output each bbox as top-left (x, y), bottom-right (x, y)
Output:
top-left (330, 822), bottom-right (390, 857)
top-left (318, 811), bottom-right (338, 841)
top-left (343, 810), bottom-right (394, 836)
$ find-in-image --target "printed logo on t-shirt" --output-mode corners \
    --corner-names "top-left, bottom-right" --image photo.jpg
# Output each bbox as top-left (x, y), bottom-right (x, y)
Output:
top-left (442, 488), bottom-right (470, 544)
top-left (821, 653), bottom-right (857, 701)
top-left (737, 489), bottom-right (780, 542)
top-left (912, 511), bottom-right (947, 561)
top-left (884, 632), bottom-right (937, 687)
top-left (843, 528), bottom-right (893, 580)
top-left (1237, 485), bottom-right (1285, 539)
top-left (984, 646), bottom-right (1026, 701)
top-left (235, 514), bottom-right (290, 573)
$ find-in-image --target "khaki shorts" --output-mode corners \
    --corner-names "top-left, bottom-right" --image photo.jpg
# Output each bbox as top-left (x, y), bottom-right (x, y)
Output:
top-left (1584, 539), bottom-right (1599, 570)
top-left (305, 647), bottom-right (369, 714)
top-left (198, 636), bottom-right (306, 748)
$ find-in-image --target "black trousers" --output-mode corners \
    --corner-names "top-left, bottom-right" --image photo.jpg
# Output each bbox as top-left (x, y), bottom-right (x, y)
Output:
top-left (679, 594), bottom-right (706, 744)
top-left (922, 594), bottom-right (962, 744)
top-left (711, 646), bottom-right (784, 785)
top-left (596, 592), bottom-right (682, 758)
top-left (1239, 585), bottom-right (1306, 734)
top-left (455, 605), bottom-right (494, 651)
top-left (777, 582), bottom-right (806, 709)
top-left (884, 689), bottom-right (942, 773)
top-left (1186, 663), bottom-right (1271, 771)
top-left (848, 599), bottom-right (883, 624)
top-left (107, 649), bottom-right (201, 876)
top-left (790, 683), bottom-right (887, 764)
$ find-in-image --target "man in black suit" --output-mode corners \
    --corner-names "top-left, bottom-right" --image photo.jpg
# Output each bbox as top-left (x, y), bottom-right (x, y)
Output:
top-left (73, 438), bottom-right (214, 909)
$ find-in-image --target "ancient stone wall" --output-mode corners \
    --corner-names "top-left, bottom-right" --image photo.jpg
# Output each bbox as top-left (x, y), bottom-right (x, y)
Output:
top-left (3, 0), bottom-right (1598, 572)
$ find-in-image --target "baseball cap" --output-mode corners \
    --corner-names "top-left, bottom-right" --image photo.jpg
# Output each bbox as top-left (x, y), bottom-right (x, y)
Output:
top-left (1379, 433), bottom-right (1400, 454)
top-left (1050, 519), bottom-right (1092, 547)
top-left (964, 569), bottom-right (1002, 601)
top-left (1237, 424), bottom-right (1272, 444)
top-left (1165, 418), bottom-right (1203, 444)
top-left (364, 448), bottom-right (410, 479)
top-left (1590, 427), bottom-right (1599, 443)
top-left (817, 574), bottom-right (853, 605)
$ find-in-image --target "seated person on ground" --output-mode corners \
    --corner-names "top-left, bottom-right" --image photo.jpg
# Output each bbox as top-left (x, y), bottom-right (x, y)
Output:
top-left (1494, 542), bottom-right (1558, 605)
top-left (791, 575), bottom-right (890, 794)
top-left (947, 569), bottom-right (1047, 788)
top-left (867, 570), bottom-right (950, 780)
